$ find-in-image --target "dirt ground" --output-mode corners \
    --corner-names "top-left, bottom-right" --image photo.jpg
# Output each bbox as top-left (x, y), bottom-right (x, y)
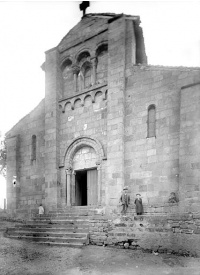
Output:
top-left (1, 222), bottom-right (200, 275)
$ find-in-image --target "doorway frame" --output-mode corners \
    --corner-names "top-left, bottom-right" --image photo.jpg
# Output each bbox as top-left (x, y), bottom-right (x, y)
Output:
top-left (74, 167), bottom-right (98, 206)
top-left (63, 136), bottom-right (105, 206)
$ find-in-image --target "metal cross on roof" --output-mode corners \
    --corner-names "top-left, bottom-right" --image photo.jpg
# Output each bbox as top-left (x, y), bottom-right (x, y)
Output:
top-left (79, 1), bottom-right (90, 17)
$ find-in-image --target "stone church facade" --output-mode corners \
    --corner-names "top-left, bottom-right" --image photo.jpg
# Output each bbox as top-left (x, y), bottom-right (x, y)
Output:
top-left (6, 13), bottom-right (200, 255)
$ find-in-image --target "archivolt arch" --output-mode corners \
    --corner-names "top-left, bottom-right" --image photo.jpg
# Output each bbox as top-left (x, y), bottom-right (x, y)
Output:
top-left (95, 42), bottom-right (108, 57)
top-left (60, 57), bottom-right (72, 71)
top-left (76, 50), bottom-right (91, 64)
top-left (64, 136), bottom-right (105, 169)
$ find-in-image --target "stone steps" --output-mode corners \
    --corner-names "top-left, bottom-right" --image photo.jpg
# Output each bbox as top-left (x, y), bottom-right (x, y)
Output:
top-left (4, 207), bottom-right (91, 247)
top-left (28, 220), bottom-right (90, 225)
top-left (32, 217), bottom-right (90, 221)
top-left (5, 235), bottom-right (88, 247)
top-left (19, 223), bottom-right (89, 230)
top-left (32, 242), bottom-right (85, 247)
top-left (6, 230), bottom-right (88, 238)
top-left (13, 226), bottom-right (88, 233)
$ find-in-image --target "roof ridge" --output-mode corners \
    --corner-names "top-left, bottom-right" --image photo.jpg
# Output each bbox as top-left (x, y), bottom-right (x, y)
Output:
top-left (85, 13), bottom-right (120, 17)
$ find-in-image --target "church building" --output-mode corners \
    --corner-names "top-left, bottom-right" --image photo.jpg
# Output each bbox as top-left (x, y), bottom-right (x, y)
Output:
top-left (6, 10), bottom-right (200, 239)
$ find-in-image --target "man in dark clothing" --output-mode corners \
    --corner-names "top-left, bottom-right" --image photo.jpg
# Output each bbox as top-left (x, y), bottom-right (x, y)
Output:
top-left (134, 193), bottom-right (143, 215)
top-left (119, 187), bottom-right (130, 215)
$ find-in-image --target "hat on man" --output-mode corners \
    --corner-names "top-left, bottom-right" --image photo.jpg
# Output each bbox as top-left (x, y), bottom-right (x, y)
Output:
top-left (123, 186), bottom-right (128, 191)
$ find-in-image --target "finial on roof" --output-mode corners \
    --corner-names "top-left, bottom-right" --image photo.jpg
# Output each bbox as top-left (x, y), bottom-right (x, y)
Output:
top-left (79, 1), bottom-right (90, 17)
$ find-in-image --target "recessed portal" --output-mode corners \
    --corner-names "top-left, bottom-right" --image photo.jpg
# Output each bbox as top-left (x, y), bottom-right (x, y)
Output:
top-left (75, 170), bottom-right (87, 206)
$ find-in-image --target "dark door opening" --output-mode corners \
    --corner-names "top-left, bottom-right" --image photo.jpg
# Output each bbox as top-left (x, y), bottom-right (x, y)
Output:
top-left (75, 170), bottom-right (87, 206)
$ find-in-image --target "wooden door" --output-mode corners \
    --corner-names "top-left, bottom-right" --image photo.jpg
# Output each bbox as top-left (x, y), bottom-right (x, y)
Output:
top-left (75, 176), bottom-right (81, 206)
top-left (87, 169), bottom-right (98, 205)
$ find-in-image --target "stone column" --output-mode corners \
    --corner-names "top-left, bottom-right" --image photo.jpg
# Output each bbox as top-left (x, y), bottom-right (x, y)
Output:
top-left (65, 167), bottom-right (72, 206)
top-left (91, 57), bottom-right (97, 85)
top-left (72, 65), bottom-right (80, 93)
top-left (97, 162), bottom-right (102, 205)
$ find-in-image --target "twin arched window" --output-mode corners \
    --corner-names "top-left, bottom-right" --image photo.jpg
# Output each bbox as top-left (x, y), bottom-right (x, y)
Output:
top-left (61, 45), bottom-right (108, 94)
top-left (147, 105), bottom-right (156, 138)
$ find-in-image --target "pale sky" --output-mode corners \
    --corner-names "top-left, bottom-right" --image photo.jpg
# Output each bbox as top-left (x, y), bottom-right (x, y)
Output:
top-left (0, 0), bottom-right (200, 204)
top-left (0, 0), bottom-right (200, 135)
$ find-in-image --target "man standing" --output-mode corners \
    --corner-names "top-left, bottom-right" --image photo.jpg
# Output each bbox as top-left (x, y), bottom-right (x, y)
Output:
top-left (119, 187), bottom-right (130, 215)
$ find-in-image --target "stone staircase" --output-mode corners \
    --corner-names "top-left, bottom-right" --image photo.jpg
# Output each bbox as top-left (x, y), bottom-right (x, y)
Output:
top-left (4, 207), bottom-right (93, 247)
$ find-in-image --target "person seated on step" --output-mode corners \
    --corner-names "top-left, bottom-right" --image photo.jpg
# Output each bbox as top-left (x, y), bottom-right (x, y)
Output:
top-left (168, 192), bottom-right (178, 203)
top-left (38, 203), bottom-right (44, 218)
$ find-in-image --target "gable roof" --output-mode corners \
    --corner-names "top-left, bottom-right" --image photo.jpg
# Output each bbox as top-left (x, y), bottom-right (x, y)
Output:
top-left (58, 13), bottom-right (140, 53)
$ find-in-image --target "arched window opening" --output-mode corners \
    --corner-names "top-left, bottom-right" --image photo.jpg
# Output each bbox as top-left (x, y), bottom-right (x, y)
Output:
top-left (61, 58), bottom-right (74, 97)
top-left (96, 44), bottom-right (108, 57)
top-left (77, 51), bottom-right (90, 64)
top-left (77, 71), bottom-right (83, 92)
top-left (84, 66), bottom-right (92, 88)
top-left (31, 135), bottom-right (37, 161)
top-left (61, 59), bottom-right (73, 80)
top-left (96, 44), bottom-right (108, 84)
top-left (147, 105), bottom-right (156, 138)
top-left (61, 58), bottom-right (72, 72)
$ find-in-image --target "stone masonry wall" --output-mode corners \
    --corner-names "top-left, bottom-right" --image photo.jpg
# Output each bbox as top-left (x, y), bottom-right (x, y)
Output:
top-left (88, 211), bottom-right (200, 257)
top-left (6, 100), bottom-right (45, 217)
top-left (59, 89), bottom-right (107, 203)
top-left (6, 135), bottom-right (19, 214)
top-left (106, 16), bottom-right (126, 206)
top-left (179, 83), bottom-right (200, 213)
top-left (124, 65), bottom-right (200, 207)
top-left (44, 48), bottom-right (62, 211)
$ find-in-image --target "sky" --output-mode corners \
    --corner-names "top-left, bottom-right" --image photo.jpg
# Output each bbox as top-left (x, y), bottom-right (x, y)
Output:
top-left (0, 0), bottom-right (200, 205)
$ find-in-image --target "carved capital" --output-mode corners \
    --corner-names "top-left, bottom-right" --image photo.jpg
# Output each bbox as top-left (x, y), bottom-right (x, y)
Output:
top-left (91, 57), bottom-right (97, 65)
top-left (65, 167), bottom-right (72, 175)
top-left (96, 161), bottom-right (101, 170)
top-left (72, 65), bottom-right (80, 75)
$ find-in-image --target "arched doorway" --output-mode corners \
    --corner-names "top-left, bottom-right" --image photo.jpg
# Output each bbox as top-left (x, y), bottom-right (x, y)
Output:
top-left (73, 146), bottom-right (98, 206)
top-left (64, 136), bottom-right (105, 206)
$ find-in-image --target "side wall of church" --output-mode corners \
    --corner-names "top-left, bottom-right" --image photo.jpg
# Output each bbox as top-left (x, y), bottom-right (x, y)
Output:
top-left (6, 100), bottom-right (45, 216)
top-left (124, 65), bottom-right (200, 209)
top-left (179, 83), bottom-right (200, 212)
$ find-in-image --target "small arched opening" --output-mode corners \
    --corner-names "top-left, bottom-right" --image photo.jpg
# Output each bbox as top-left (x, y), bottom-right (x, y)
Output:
top-left (61, 58), bottom-right (73, 97)
top-left (96, 43), bottom-right (108, 84)
top-left (147, 104), bottom-right (156, 138)
top-left (31, 135), bottom-right (37, 162)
